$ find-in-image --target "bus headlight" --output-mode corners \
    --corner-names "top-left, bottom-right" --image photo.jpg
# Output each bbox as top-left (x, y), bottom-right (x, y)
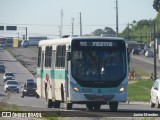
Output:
top-left (71, 82), bottom-right (80, 92)
top-left (73, 86), bottom-right (80, 92)
top-left (119, 87), bottom-right (125, 92)
top-left (23, 89), bottom-right (27, 92)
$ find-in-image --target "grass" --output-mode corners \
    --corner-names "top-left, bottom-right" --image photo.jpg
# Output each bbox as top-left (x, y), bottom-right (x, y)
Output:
top-left (128, 80), bottom-right (154, 101)
top-left (128, 67), bottom-right (154, 102)
top-left (134, 68), bottom-right (150, 77)
top-left (0, 102), bottom-right (19, 111)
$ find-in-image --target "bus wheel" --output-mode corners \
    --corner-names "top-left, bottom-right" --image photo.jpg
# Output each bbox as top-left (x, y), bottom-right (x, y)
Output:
top-left (54, 101), bottom-right (61, 108)
top-left (47, 99), bottom-right (53, 108)
top-left (65, 103), bottom-right (72, 110)
top-left (94, 104), bottom-right (101, 110)
top-left (61, 84), bottom-right (64, 102)
top-left (86, 104), bottom-right (94, 111)
top-left (109, 102), bottom-right (118, 111)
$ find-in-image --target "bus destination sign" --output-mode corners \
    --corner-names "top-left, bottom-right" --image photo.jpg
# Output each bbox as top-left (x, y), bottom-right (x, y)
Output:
top-left (79, 41), bottom-right (115, 47)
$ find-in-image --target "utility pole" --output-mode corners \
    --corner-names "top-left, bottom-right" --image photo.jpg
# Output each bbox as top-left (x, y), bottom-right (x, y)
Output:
top-left (25, 27), bottom-right (27, 40)
top-left (116, 0), bottom-right (119, 37)
top-left (80, 12), bottom-right (82, 36)
top-left (127, 23), bottom-right (130, 41)
top-left (18, 33), bottom-right (19, 41)
top-left (71, 18), bottom-right (74, 36)
top-left (153, 21), bottom-right (157, 80)
top-left (139, 27), bottom-right (142, 41)
top-left (58, 26), bottom-right (61, 38)
top-left (60, 9), bottom-right (63, 38)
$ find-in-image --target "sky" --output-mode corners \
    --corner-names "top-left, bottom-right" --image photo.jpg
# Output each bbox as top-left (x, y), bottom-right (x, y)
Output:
top-left (0, 0), bottom-right (158, 38)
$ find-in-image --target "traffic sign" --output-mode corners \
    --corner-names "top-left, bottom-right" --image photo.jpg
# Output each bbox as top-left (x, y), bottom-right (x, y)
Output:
top-left (6, 26), bottom-right (17, 31)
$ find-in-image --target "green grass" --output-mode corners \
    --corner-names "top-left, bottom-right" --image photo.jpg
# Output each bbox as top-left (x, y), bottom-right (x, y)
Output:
top-left (0, 102), bottom-right (19, 111)
top-left (128, 80), bottom-right (154, 101)
top-left (134, 68), bottom-right (150, 77)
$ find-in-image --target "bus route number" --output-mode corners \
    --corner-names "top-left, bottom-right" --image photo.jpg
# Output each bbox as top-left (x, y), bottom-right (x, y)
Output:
top-left (80, 41), bottom-right (113, 47)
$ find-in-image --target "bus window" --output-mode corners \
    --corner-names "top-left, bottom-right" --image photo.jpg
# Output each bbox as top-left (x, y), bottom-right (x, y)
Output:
top-left (71, 40), bottom-right (127, 87)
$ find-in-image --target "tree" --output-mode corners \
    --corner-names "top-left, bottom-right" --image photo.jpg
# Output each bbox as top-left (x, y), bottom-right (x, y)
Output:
top-left (92, 29), bottom-right (103, 36)
top-left (153, 0), bottom-right (160, 12)
top-left (103, 27), bottom-right (116, 37)
top-left (92, 27), bottom-right (116, 37)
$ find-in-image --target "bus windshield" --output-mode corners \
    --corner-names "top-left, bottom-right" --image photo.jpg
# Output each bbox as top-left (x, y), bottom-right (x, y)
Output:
top-left (71, 39), bottom-right (127, 87)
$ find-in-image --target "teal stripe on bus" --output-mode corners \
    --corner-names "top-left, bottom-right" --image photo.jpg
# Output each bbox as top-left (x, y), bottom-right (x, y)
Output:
top-left (37, 69), bottom-right (67, 80)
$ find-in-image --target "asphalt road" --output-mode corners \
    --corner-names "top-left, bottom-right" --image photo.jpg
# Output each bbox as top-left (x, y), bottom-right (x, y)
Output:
top-left (131, 54), bottom-right (160, 78)
top-left (0, 48), bottom-right (160, 118)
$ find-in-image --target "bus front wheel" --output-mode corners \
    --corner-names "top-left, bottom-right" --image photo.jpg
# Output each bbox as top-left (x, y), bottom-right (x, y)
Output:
top-left (65, 103), bottom-right (72, 110)
top-left (109, 102), bottom-right (118, 111)
top-left (47, 99), bottom-right (54, 108)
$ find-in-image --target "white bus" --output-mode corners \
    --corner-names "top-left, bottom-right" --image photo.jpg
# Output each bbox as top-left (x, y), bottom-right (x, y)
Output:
top-left (36, 36), bottom-right (128, 111)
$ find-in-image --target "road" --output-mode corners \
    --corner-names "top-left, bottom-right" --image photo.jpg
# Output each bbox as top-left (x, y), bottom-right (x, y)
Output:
top-left (131, 53), bottom-right (160, 78)
top-left (0, 48), bottom-right (160, 118)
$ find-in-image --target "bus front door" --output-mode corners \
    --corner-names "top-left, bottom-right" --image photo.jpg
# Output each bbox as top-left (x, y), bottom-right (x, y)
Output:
top-left (40, 52), bottom-right (44, 98)
top-left (65, 52), bottom-right (70, 100)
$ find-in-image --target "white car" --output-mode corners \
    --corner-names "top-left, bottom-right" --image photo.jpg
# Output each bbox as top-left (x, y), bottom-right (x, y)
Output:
top-left (3, 72), bottom-right (15, 82)
top-left (145, 50), bottom-right (154, 57)
top-left (150, 79), bottom-right (160, 108)
top-left (4, 80), bottom-right (19, 93)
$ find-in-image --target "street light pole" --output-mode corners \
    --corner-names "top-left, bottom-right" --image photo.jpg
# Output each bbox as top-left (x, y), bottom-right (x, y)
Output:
top-left (80, 12), bottom-right (82, 36)
top-left (153, 21), bottom-right (157, 80)
top-left (116, 0), bottom-right (119, 37)
top-left (25, 27), bottom-right (27, 40)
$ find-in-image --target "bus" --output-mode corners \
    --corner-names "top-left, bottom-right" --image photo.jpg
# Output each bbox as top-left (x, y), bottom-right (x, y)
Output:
top-left (36, 36), bottom-right (128, 111)
top-left (125, 40), bottom-right (138, 53)
top-left (0, 37), bottom-right (5, 47)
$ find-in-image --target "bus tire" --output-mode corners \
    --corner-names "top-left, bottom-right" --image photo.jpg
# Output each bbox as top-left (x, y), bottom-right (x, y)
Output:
top-left (109, 102), bottom-right (118, 111)
top-left (61, 84), bottom-right (64, 102)
top-left (65, 103), bottom-right (72, 110)
top-left (47, 99), bottom-right (53, 108)
top-left (54, 101), bottom-right (61, 108)
top-left (86, 104), bottom-right (94, 111)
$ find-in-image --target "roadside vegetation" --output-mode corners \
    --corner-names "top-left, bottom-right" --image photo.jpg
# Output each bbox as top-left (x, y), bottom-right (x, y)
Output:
top-left (128, 68), bottom-right (154, 102)
top-left (128, 80), bottom-right (153, 101)
top-left (0, 102), bottom-right (19, 111)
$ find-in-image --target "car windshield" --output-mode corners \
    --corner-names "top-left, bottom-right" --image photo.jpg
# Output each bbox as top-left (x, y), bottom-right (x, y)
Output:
top-left (5, 73), bottom-right (14, 76)
top-left (7, 81), bottom-right (18, 85)
top-left (0, 65), bottom-right (4, 68)
top-left (28, 82), bottom-right (34, 86)
top-left (27, 79), bottom-right (34, 82)
top-left (25, 82), bottom-right (36, 87)
top-left (148, 51), bottom-right (153, 53)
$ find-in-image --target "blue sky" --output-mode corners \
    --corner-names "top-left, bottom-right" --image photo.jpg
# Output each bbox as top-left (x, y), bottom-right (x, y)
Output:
top-left (0, 0), bottom-right (157, 38)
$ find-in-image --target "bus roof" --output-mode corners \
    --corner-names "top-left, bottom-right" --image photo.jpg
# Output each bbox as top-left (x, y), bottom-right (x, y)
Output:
top-left (38, 36), bottom-right (124, 46)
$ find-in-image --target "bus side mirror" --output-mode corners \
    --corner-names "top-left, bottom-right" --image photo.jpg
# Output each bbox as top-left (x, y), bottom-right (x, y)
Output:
top-left (67, 52), bottom-right (71, 61)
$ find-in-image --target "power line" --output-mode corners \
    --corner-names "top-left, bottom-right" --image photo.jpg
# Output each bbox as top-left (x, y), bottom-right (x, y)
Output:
top-left (0, 23), bottom-right (128, 27)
